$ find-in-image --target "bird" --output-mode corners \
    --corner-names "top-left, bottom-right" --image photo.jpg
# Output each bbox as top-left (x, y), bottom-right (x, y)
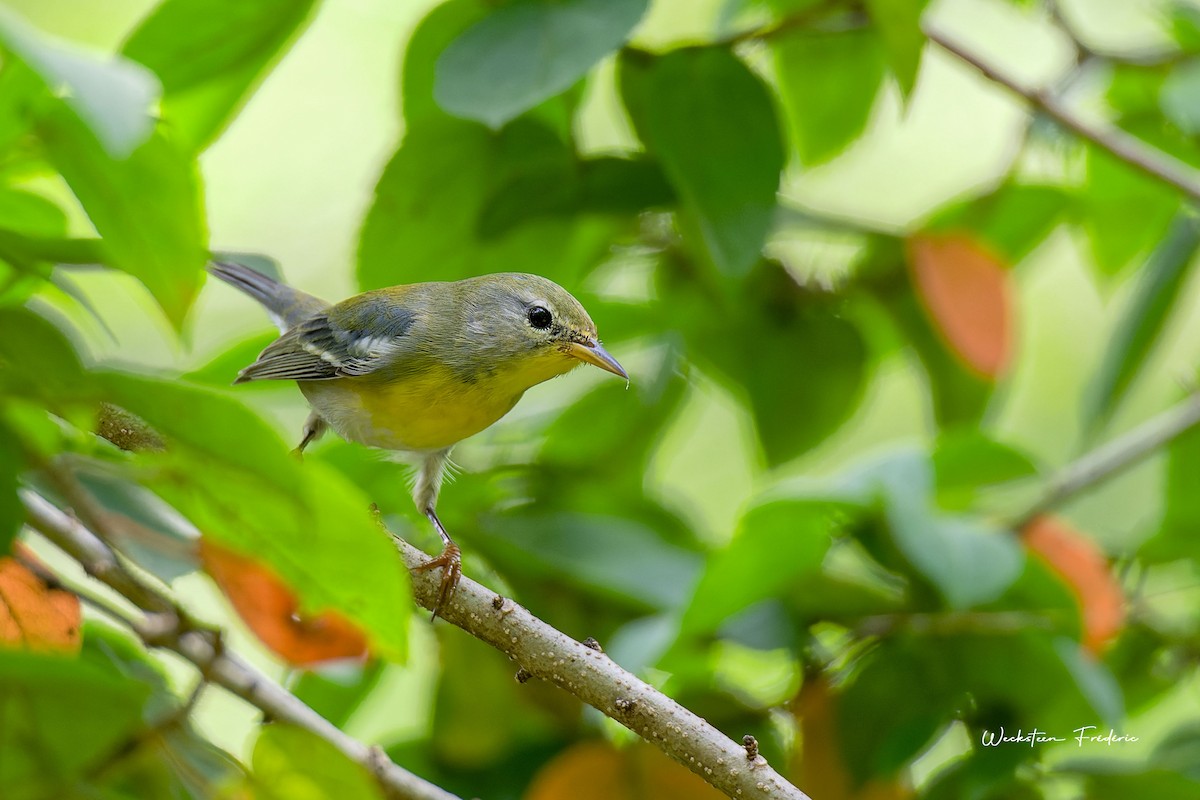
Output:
top-left (207, 261), bottom-right (627, 619)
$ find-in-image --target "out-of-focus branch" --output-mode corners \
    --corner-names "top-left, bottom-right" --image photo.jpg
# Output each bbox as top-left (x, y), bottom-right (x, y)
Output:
top-left (924, 24), bottom-right (1200, 203)
top-left (1014, 392), bottom-right (1200, 527)
top-left (391, 534), bottom-right (812, 800)
top-left (21, 490), bottom-right (461, 800)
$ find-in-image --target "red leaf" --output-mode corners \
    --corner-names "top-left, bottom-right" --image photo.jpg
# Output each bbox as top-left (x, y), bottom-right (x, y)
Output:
top-left (0, 546), bottom-right (82, 654)
top-left (907, 233), bottom-right (1014, 378)
top-left (200, 539), bottom-right (368, 667)
top-left (526, 741), bottom-right (725, 800)
top-left (1022, 516), bottom-right (1125, 654)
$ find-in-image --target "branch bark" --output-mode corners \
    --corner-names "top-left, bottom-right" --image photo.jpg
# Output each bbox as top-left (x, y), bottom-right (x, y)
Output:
top-left (21, 490), bottom-right (461, 800)
top-left (923, 24), bottom-right (1200, 204)
top-left (391, 534), bottom-right (812, 800)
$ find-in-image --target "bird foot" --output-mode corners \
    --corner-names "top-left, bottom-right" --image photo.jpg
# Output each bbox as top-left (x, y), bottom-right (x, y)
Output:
top-left (412, 542), bottom-right (462, 621)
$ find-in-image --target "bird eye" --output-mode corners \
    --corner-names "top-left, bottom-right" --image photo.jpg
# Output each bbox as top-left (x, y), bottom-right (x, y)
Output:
top-left (528, 305), bottom-right (553, 330)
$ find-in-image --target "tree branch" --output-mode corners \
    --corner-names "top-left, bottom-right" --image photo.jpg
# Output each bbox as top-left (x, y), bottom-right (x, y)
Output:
top-left (20, 490), bottom-right (461, 800)
top-left (390, 533), bottom-right (812, 800)
top-left (923, 23), bottom-right (1200, 204)
top-left (1014, 391), bottom-right (1200, 527)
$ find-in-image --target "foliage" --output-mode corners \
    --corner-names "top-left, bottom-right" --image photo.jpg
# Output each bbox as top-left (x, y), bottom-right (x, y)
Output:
top-left (2, 0), bottom-right (1200, 798)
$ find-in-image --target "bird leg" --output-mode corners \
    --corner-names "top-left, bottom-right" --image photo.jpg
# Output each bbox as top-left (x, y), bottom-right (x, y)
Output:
top-left (412, 506), bottom-right (461, 621)
top-left (408, 449), bottom-right (461, 620)
top-left (293, 413), bottom-right (327, 457)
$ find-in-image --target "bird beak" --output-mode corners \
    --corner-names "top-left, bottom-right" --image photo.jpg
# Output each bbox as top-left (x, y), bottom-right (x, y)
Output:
top-left (565, 340), bottom-right (628, 380)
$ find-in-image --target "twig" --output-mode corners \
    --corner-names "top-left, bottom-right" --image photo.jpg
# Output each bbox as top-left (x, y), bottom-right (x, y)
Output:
top-left (924, 24), bottom-right (1200, 203)
top-left (1013, 392), bottom-right (1200, 527)
top-left (21, 490), bottom-right (461, 800)
top-left (390, 533), bottom-right (812, 800)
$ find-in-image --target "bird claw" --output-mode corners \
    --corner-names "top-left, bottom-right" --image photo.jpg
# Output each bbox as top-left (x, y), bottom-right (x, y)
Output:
top-left (412, 543), bottom-right (462, 621)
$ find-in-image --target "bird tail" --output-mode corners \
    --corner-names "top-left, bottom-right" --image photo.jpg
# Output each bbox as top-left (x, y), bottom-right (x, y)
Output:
top-left (207, 260), bottom-right (327, 332)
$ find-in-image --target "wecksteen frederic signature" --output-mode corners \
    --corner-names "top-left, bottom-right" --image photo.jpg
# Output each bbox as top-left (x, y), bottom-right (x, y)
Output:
top-left (981, 726), bottom-right (1140, 747)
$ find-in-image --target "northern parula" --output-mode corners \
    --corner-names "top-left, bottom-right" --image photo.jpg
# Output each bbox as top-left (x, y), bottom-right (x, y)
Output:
top-left (207, 261), bottom-right (627, 617)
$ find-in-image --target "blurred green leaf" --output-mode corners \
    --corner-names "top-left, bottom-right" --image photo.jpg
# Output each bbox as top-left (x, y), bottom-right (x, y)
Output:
top-left (434, 0), bottom-right (647, 128)
top-left (0, 426), bottom-right (18, 554)
top-left (1072, 767), bottom-right (1200, 800)
top-left (774, 29), bottom-right (886, 165)
top-left (0, 307), bottom-right (85, 403)
top-left (620, 47), bottom-right (784, 275)
top-left (71, 459), bottom-right (200, 581)
top-left (847, 450), bottom-right (1024, 608)
top-left (924, 182), bottom-right (1069, 264)
top-left (0, 650), bottom-right (150, 797)
top-left (237, 725), bottom-right (383, 800)
top-left (92, 373), bottom-right (410, 660)
top-left (358, 116), bottom-right (616, 288)
top-left (479, 155), bottom-right (675, 238)
top-left (1170, 2), bottom-right (1200, 52)
top-left (0, 7), bottom-right (158, 157)
top-left (1161, 60), bottom-right (1200, 135)
top-left (1084, 214), bottom-right (1200, 433)
top-left (1078, 143), bottom-right (1180, 276)
top-left (38, 109), bottom-right (207, 329)
top-left (680, 500), bottom-right (835, 635)
top-left (1141, 425), bottom-right (1200, 563)
top-left (864, 0), bottom-right (928, 96)
top-left (184, 329), bottom-right (279, 388)
top-left (475, 512), bottom-right (702, 610)
top-left (0, 187), bottom-right (67, 238)
top-left (932, 430), bottom-right (1038, 510)
top-left (690, 266), bottom-right (868, 465)
top-left (838, 637), bottom-right (955, 781)
top-left (292, 661), bottom-right (386, 730)
top-left (1054, 638), bottom-right (1124, 726)
top-left (123, 0), bottom-right (319, 151)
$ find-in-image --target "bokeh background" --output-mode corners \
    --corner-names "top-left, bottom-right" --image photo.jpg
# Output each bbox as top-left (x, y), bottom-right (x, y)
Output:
top-left (3, 0), bottom-right (1200, 798)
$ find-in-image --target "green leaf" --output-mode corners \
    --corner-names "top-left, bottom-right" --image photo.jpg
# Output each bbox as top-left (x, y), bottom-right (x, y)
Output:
top-left (924, 182), bottom-right (1070, 264)
top-left (850, 450), bottom-right (1024, 608)
top-left (679, 500), bottom-right (835, 634)
top-left (932, 430), bottom-right (1038, 510)
top-left (888, 498), bottom-right (1024, 609)
top-left (478, 155), bottom-right (674, 238)
top-left (97, 374), bottom-right (410, 660)
top-left (691, 266), bottom-right (868, 465)
top-left (0, 307), bottom-right (84, 403)
top-left (1161, 60), bottom-right (1200, 135)
top-left (864, 0), bottom-right (928, 96)
top-left (475, 512), bottom-right (702, 610)
top-left (0, 7), bottom-right (158, 157)
top-left (242, 725), bottom-right (383, 800)
top-left (292, 661), bottom-right (386, 730)
top-left (1083, 213), bottom-right (1200, 432)
top-left (72, 459), bottom-right (200, 581)
top-left (122, 0), bottom-right (320, 151)
top-left (357, 116), bottom-right (615, 288)
top-left (184, 330), bottom-right (279, 388)
top-left (620, 47), bottom-right (784, 275)
top-left (0, 188), bottom-right (67, 238)
top-left (0, 650), bottom-right (151, 796)
top-left (1078, 143), bottom-right (1180, 276)
top-left (0, 426), bottom-right (19, 554)
top-left (773, 29), bottom-right (886, 165)
top-left (434, 0), bottom-right (648, 128)
top-left (1142, 425), bottom-right (1200, 563)
top-left (38, 109), bottom-right (208, 329)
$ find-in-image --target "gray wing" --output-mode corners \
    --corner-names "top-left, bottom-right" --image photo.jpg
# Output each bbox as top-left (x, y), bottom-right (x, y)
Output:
top-left (234, 297), bottom-right (416, 383)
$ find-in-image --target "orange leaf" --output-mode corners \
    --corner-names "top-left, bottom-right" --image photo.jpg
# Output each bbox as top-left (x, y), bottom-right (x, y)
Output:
top-left (525, 741), bottom-right (724, 800)
top-left (1021, 516), bottom-right (1125, 654)
top-left (200, 539), bottom-right (368, 666)
top-left (790, 677), bottom-right (912, 800)
top-left (0, 546), bottom-right (81, 654)
top-left (907, 233), bottom-right (1014, 378)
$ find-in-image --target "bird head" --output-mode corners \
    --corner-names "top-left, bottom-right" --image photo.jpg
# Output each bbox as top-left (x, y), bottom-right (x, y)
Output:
top-left (465, 273), bottom-right (627, 387)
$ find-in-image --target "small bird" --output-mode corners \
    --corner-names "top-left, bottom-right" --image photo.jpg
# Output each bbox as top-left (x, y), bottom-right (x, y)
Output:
top-left (207, 261), bottom-right (627, 618)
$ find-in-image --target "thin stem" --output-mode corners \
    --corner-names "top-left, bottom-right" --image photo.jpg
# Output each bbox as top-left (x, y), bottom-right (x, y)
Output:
top-left (924, 24), bottom-right (1200, 204)
top-left (1013, 392), bottom-right (1200, 527)
top-left (21, 490), bottom-right (461, 800)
